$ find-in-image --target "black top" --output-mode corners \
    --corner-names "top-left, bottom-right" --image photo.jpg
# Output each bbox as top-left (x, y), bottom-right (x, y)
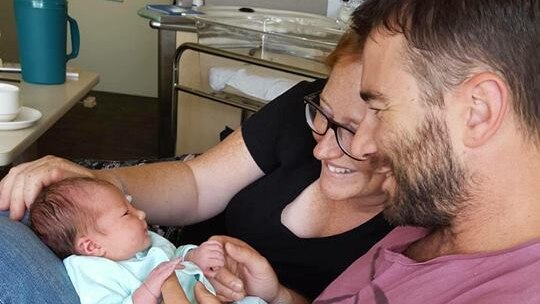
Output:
top-left (225, 79), bottom-right (394, 300)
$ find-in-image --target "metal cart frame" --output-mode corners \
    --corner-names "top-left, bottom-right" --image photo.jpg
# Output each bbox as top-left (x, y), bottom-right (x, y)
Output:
top-left (149, 18), bottom-right (327, 157)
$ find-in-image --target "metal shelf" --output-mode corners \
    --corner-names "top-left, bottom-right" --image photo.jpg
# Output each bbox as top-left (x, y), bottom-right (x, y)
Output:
top-left (172, 42), bottom-right (325, 152)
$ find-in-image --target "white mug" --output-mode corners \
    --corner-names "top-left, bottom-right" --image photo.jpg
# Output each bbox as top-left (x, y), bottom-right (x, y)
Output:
top-left (0, 83), bottom-right (21, 122)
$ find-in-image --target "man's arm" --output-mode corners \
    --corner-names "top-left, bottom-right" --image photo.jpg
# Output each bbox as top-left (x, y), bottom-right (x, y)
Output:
top-left (209, 235), bottom-right (309, 304)
top-left (270, 287), bottom-right (310, 304)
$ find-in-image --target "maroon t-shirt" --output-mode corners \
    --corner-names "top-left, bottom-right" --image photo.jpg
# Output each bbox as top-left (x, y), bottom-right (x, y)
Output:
top-left (316, 226), bottom-right (540, 303)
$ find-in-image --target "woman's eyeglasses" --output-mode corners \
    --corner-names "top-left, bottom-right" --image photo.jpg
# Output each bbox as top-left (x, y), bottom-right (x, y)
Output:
top-left (304, 91), bottom-right (366, 161)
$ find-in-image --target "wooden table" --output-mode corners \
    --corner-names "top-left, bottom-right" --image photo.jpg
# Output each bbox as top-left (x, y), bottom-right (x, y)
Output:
top-left (0, 71), bottom-right (99, 170)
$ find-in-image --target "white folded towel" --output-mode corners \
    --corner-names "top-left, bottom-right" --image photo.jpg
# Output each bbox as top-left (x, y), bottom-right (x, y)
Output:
top-left (209, 67), bottom-right (300, 101)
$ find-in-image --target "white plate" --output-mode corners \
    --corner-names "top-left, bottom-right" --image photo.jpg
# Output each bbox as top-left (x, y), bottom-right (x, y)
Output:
top-left (0, 106), bottom-right (42, 131)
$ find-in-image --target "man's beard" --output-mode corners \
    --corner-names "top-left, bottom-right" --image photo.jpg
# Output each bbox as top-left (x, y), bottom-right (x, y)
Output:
top-left (380, 109), bottom-right (471, 229)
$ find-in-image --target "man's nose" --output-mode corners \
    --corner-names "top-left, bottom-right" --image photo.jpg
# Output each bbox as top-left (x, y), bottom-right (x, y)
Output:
top-left (350, 115), bottom-right (379, 160)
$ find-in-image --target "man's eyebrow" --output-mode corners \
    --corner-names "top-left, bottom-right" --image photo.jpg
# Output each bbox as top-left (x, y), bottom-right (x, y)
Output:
top-left (360, 90), bottom-right (386, 103)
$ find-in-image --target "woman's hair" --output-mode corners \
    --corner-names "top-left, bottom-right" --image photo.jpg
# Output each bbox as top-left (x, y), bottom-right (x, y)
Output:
top-left (325, 30), bottom-right (363, 69)
top-left (352, 0), bottom-right (540, 144)
top-left (29, 177), bottom-right (113, 259)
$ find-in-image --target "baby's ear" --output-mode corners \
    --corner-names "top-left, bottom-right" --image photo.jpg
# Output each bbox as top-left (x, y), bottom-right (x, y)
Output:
top-left (76, 236), bottom-right (105, 257)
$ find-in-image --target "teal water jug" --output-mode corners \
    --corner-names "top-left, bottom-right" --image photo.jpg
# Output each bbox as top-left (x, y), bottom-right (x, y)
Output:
top-left (14, 0), bottom-right (80, 84)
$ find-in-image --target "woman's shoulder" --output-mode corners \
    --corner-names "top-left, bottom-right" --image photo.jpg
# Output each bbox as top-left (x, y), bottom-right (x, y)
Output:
top-left (291, 78), bottom-right (327, 95)
top-left (240, 79), bottom-right (325, 173)
top-left (273, 78), bottom-right (327, 105)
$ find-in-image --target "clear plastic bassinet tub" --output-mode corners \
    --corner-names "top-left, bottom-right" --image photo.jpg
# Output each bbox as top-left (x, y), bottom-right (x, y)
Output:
top-left (191, 6), bottom-right (344, 102)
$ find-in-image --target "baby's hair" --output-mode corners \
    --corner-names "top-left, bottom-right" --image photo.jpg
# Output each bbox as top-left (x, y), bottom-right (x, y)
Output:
top-left (29, 177), bottom-right (116, 259)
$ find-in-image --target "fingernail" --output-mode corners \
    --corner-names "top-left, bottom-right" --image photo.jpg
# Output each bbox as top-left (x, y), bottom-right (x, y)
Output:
top-left (231, 280), bottom-right (243, 291)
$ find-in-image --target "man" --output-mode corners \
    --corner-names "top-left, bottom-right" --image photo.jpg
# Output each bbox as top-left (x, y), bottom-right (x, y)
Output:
top-left (314, 0), bottom-right (540, 303)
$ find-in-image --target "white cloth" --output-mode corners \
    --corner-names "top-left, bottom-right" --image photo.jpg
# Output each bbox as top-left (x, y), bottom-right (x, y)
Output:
top-left (64, 231), bottom-right (266, 304)
top-left (64, 232), bottom-right (265, 304)
top-left (209, 67), bottom-right (299, 101)
top-left (64, 232), bottom-right (214, 304)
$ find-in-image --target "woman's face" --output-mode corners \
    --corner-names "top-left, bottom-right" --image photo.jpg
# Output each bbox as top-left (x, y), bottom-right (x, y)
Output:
top-left (313, 58), bottom-right (386, 201)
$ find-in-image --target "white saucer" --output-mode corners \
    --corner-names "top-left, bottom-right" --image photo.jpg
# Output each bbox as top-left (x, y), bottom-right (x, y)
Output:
top-left (0, 107), bottom-right (42, 131)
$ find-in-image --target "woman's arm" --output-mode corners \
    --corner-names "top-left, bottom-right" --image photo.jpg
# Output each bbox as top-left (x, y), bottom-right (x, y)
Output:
top-left (0, 128), bottom-right (264, 224)
top-left (113, 129), bottom-right (264, 226)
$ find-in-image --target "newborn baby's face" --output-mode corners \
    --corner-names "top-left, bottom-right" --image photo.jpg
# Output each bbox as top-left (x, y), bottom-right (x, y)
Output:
top-left (89, 185), bottom-right (151, 261)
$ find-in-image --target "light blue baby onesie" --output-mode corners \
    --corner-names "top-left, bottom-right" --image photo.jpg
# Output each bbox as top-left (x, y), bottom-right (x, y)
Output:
top-left (64, 231), bottom-right (265, 304)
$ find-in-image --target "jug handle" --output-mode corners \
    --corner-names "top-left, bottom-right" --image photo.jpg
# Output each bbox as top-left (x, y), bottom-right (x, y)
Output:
top-left (66, 15), bottom-right (80, 61)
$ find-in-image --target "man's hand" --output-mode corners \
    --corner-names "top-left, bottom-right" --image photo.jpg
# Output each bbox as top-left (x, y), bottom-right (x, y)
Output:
top-left (208, 236), bottom-right (286, 303)
top-left (0, 156), bottom-right (94, 220)
top-left (185, 240), bottom-right (225, 278)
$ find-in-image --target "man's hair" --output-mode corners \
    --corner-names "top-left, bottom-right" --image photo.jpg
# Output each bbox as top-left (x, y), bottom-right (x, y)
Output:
top-left (325, 30), bottom-right (363, 69)
top-left (29, 177), bottom-right (114, 259)
top-left (352, 0), bottom-right (540, 144)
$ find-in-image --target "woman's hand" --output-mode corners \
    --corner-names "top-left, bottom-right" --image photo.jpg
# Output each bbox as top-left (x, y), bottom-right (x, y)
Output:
top-left (185, 240), bottom-right (225, 278)
top-left (208, 235), bottom-right (304, 304)
top-left (0, 156), bottom-right (95, 220)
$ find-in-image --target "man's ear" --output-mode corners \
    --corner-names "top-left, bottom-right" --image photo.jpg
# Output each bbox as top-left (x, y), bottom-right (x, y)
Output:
top-left (462, 72), bottom-right (509, 148)
top-left (76, 235), bottom-right (105, 257)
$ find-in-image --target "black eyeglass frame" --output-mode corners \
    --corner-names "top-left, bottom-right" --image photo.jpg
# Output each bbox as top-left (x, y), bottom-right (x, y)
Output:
top-left (303, 91), bottom-right (366, 161)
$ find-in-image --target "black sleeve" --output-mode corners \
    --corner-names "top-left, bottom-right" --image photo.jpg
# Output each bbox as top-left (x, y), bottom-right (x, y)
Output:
top-left (242, 79), bottom-right (327, 174)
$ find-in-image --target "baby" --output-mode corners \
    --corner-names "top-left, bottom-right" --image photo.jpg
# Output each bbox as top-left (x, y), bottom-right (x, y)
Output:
top-left (29, 177), bottom-right (224, 304)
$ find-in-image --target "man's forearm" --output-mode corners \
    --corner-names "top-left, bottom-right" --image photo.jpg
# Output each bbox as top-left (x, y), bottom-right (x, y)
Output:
top-left (271, 286), bottom-right (310, 304)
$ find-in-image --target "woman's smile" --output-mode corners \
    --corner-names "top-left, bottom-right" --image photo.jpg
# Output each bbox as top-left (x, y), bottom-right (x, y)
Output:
top-left (326, 162), bottom-right (354, 175)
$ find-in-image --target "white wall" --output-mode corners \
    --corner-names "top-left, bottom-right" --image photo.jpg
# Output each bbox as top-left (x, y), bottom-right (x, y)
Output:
top-left (68, 0), bottom-right (168, 97)
top-left (327, 0), bottom-right (342, 18)
top-left (204, 0), bottom-right (327, 15)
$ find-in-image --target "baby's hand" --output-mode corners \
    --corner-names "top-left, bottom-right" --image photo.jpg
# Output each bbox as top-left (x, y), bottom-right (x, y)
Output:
top-left (134, 258), bottom-right (183, 304)
top-left (186, 240), bottom-right (225, 278)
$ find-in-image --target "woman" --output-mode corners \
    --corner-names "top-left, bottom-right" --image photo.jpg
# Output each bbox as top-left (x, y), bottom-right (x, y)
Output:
top-left (0, 31), bottom-right (391, 302)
